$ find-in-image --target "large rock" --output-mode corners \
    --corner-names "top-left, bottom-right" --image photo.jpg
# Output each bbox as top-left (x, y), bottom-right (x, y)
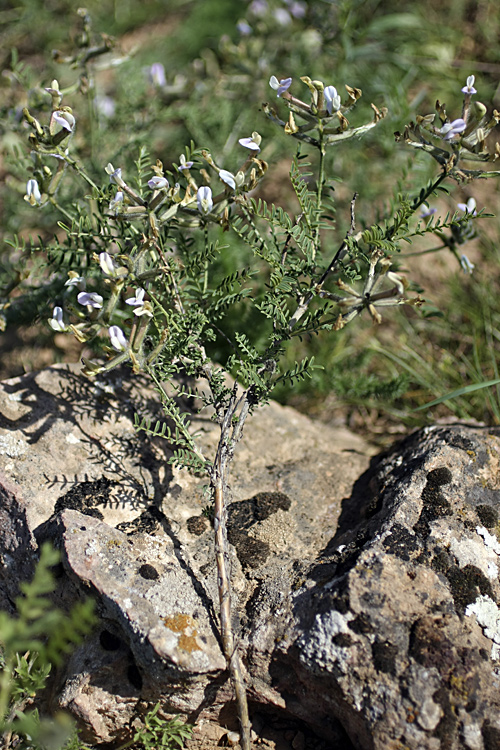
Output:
top-left (2, 365), bottom-right (500, 750)
top-left (0, 364), bottom-right (370, 748)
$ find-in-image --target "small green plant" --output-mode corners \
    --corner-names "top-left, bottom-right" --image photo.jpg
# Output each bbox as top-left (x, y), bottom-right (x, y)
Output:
top-left (116, 703), bottom-right (192, 750)
top-left (0, 543), bottom-right (95, 750)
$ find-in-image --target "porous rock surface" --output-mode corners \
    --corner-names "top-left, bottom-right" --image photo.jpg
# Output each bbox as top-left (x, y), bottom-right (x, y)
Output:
top-left (2, 364), bottom-right (500, 750)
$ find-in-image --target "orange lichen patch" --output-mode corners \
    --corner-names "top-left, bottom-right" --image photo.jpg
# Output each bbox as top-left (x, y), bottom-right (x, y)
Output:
top-left (163, 613), bottom-right (200, 653)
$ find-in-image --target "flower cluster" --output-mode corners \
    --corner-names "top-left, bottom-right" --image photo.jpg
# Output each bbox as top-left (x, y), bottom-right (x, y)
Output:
top-left (396, 74), bottom-right (500, 178)
top-left (22, 79), bottom-right (76, 208)
top-left (264, 74), bottom-right (386, 149)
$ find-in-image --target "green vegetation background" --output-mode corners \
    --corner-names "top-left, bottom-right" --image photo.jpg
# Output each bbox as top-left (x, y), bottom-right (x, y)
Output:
top-left (2, 0), bottom-right (500, 442)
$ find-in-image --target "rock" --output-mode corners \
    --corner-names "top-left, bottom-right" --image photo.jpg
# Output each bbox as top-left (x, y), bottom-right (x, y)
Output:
top-left (0, 364), bottom-right (371, 747)
top-left (280, 424), bottom-right (500, 750)
top-left (3, 366), bottom-right (500, 749)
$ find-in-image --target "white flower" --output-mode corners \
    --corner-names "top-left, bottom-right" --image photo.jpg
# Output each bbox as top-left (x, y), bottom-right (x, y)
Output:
top-left (461, 75), bottom-right (477, 95)
top-left (126, 287), bottom-right (146, 307)
top-left (45, 80), bottom-right (62, 98)
top-left (49, 306), bottom-right (66, 331)
top-left (460, 254), bottom-right (475, 274)
top-left (95, 95), bottom-right (115, 119)
top-left (238, 132), bottom-right (262, 151)
top-left (148, 176), bottom-right (169, 190)
top-left (237, 20), bottom-right (252, 35)
top-left (99, 252), bottom-right (117, 276)
top-left (288, 1), bottom-right (307, 19)
top-left (249, 0), bottom-right (268, 16)
top-left (65, 272), bottom-right (86, 290)
top-left (273, 8), bottom-right (292, 25)
top-left (197, 186), bottom-right (213, 214)
top-left (148, 63), bottom-right (166, 88)
top-left (125, 287), bottom-right (152, 317)
top-left (51, 110), bottom-right (75, 132)
top-left (219, 169), bottom-right (236, 190)
top-left (419, 205), bottom-right (437, 218)
top-left (324, 85), bottom-right (341, 114)
top-left (77, 292), bottom-right (103, 309)
top-left (109, 325), bottom-right (128, 351)
top-left (458, 197), bottom-right (477, 215)
top-left (178, 154), bottom-right (194, 171)
top-left (269, 75), bottom-right (292, 97)
top-left (440, 118), bottom-right (466, 141)
top-left (25, 179), bottom-right (42, 206)
top-left (109, 190), bottom-right (124, 214)
top-left (105, 163), bottom-right (124, 186)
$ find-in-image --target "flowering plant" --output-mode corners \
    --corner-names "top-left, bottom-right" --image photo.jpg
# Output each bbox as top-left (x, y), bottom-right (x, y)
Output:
top-left (3, 8), bottom-right (500, 747)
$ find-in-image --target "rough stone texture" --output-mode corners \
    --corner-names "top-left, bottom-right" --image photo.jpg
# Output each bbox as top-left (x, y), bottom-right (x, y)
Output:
top-left (285, 423), bottom-right (500, 750)
top-left (3, 366), bottom-right (500, 749)
top-left (0, 364), bottom-right (370, 747)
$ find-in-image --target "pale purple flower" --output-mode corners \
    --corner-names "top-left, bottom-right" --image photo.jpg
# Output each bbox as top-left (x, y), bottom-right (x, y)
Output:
top-left (458, 197), bottom-right (477, 215)
top-left (99, 252), bottom-right (117, 276)
top-left (324, 85), bottom-right (341, 114)
top-left (237, 19), bottom-right (252, 35)
top-left (65, 273), bottom-right (86, 290)
top-left (460, 254), bottom-right (475, 274)
top-left (288, 1), bottom-right (307, 18)
top-left (125, 287), bottom-right (152, 316)
top-left (197, 186), bottom-right (213, 214)
top-left (45, 80), bottom-right (62, 98)
top-left (149, 63), bottom-right (166, 88)
top-left (105, 163), bottom-right (124, 186)
top-left (25, 179), bottom-right (41, 206)
top-left (219, 169), bottom-right (236, 190)
top-left (148, 176), bottom-right (169, 190)
top-left (49, 306), bottom-right (66, 332)
top-left (269, 75), bottom-right (292, 97)
top-left (440, 118), bottom-right (466, 140)
top-left (273, 8), bottom-right (292, 25)
top-left (461, 75), bottom-right (477, 95)
top-left (109, 325), bottom-right (128, 351)
top-left (238, 133), bottom-right (261, 151)
top-left (126, 287), bottom-right (146, 307)
top-left (109, 190), bottom-right (124, 214)
top-left (77, 292), bottom-right (103, 309)
top-left (51, 110), bottom-right (75, 132)
top-left (419, 205), bottom-right (437, 219)
top-left (178, 154), bottom-right (194, 171)
top-left (249, 0), bottom-right (268, 16)
top-left (95, 95), bottom-right (115, 119)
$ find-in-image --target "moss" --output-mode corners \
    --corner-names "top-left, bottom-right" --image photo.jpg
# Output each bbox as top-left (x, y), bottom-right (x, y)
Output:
top-left (371, 640), bottom-right (398, 675)
top-left (476, 504), bottom-right (499, 529)
top-left (186, 515), bottom-right (209, 536)
top-left (137, 563), bottom-right (159, 580)
top-left (413, 467), bottom-right (452, 538)
top-left (54, 477), bottom-right (114, 519)
top-left (446, 564), bottom-right (494, 611)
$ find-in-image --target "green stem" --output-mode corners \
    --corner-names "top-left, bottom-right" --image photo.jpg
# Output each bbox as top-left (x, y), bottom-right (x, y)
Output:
top-left (313, 129), bottom-right (326, 262)
top-left (48, 197), bottom-right (74, 223)
top-left (63, 153), bottom-right (99, 191)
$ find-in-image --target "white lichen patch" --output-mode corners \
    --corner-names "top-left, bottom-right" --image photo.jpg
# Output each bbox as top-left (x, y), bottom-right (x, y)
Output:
top-left (435, 521), bottom-right (500, 580)
top-left (448, 532), bottom-right (498, 580)
top-left (476, 525), bottom-right (500, 555)
top-left (0, 434), bottom-right (28, 458)
top-left (465, 594), bottom-right (500, 659)
top-left (66, 432), bottom-right (81, 444)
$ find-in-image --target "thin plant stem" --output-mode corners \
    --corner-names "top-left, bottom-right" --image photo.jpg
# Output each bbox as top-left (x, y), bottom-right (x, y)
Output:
top-left (210, 386), bottom-right (254, 750)
top-left (313, 130), bottom-right (326, 262)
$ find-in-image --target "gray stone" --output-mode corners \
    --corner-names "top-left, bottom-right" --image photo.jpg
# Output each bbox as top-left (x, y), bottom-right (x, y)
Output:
top-left (3, 366), bottom-right (500, 749)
